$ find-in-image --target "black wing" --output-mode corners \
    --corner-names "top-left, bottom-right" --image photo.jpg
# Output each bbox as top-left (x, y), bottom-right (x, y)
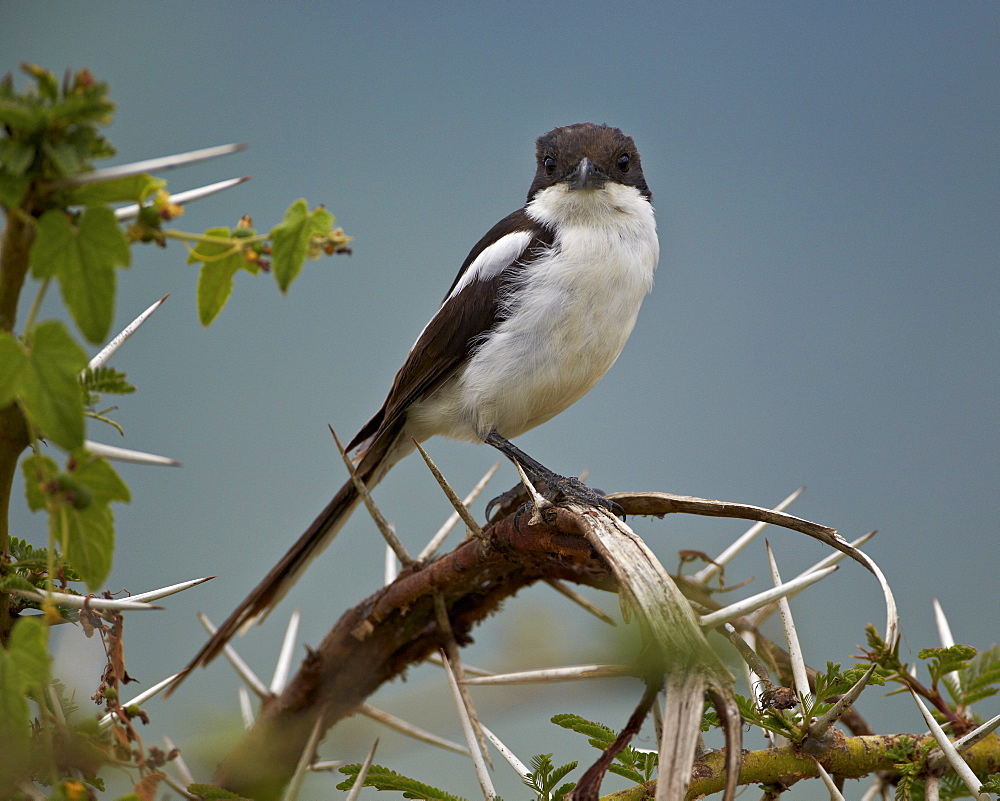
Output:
top-left (347, 208), bottom-right (553, 452)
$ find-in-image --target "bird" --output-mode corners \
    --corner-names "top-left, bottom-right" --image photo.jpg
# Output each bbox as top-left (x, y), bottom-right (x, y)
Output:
top-left (180, 122), bottom-right (660, 678)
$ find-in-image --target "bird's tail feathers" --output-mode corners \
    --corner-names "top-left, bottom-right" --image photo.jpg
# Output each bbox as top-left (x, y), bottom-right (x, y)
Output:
top-left (172, 425), bottom-right (406, 690)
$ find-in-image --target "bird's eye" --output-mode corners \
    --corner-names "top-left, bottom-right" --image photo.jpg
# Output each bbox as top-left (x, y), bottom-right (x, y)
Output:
top-left (617, 153), bottom-right (630, 173)
top-left (543, 155), bottom-right (556, 174)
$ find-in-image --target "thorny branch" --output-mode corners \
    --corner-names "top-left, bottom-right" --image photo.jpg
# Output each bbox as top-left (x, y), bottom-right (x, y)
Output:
top-left (210, 490), bottom-right (883, 800)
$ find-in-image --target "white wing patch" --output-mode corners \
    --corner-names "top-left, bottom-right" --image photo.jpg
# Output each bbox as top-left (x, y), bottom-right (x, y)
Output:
top-left (445, 230), bottom-right (533, 302)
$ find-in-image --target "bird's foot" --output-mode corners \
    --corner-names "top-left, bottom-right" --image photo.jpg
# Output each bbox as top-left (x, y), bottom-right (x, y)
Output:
top-left (485, 470), bottom-right (624, 522)
top-left (482, 430), bottom-right (625, 521)
top-left (534, 470), bottom-right (625, 519)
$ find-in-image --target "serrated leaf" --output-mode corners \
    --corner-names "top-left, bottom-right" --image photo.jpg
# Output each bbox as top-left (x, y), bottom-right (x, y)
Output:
top-left (270, 199), bottom-right (334, 292)
top-left (196, 255), bottom-right (241, 327)
top-left (60, 502), bottom-right (114, 591)
top-left (66, 173), bottom-right (164, 206)
top-left (8, 617), bottom-right (50, 692)
top-left (30, 207), bottom-right (131, 343)
top-left (18, 321), bottom-right (89, 450)
top-left (187, 226), bottom-right (252, 326)
top-left (22, 452), bottom-right (59, 511)
top-left (72, 455), bottom-right (130, 505)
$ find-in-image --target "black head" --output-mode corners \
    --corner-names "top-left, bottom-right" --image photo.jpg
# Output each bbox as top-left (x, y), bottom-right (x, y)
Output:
top-left (527, 123), bottom-right (651, 203)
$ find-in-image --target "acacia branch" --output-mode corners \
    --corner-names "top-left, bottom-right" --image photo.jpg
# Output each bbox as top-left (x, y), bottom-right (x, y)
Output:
top-left (208, 491), bottom-right (959, 799)
top-left (604, 734), bottom-right (999, 800)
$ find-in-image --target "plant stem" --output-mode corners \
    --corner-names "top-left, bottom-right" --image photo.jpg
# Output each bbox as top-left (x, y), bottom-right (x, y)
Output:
top-left (0, 209), bottom-right (36, 334)
top-left (0, 211), bottom-right (36, 645)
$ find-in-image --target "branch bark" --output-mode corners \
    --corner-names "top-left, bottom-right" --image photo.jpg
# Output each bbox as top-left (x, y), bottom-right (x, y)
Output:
top-left (213, 509), bottom-right (614, 798)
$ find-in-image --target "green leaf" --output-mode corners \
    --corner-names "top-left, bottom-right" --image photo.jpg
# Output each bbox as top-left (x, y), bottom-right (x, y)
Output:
top-left (336, 764), bottom-right (467, 800)
top-left (22, 452), bottom-right (59, 511)
top-left (72, 455), bottom-right (130, 505)
top-left (36, 206), bottom-right (131, 343)
top-left (196, 255), bottom-right (242, 327)
top-left (18, 321), bottom-right (89, 450)
top-left (0, 95), bottom-right (41, 130)
top-left (67, 173), bottom-right (164, 206)
top-left (42, 139), bottom-right (86, 177)
top-left (22, 454), bottom-right (126, 590)
top-left (30, 207), bottom-right (131, 343)
top-left (0, 139), bottom-right (36, 176)
top-left (0, 332), bottom-right (29, 408)
top-left (185, 785), bottom-right (253, 800)
top-left (59, 502), bottom-right (114, 590)
top-left (0, 657), bottom-right (31, 787)
top-left (269, 199), bottom-right (334, 292)
top-left (187, 226), bottom-right (252, 326)
top-left (550, 713), bottom-right (616, 748)
top-left (608, 763), bottom-right (645, 783)
top-left (8, 617), bottom-right (50, 693)
top-left (0, 172), bottom-right (30, 208)
top-left (82, 365), bottom-right (135, 395)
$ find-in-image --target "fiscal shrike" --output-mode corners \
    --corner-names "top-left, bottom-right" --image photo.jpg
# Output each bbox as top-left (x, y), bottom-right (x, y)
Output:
top-left (181, 122), bottom-right (659, 677)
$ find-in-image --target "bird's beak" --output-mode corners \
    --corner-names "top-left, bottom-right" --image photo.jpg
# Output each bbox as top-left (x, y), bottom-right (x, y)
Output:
top-left (568, 157), bottom-right (606, 190)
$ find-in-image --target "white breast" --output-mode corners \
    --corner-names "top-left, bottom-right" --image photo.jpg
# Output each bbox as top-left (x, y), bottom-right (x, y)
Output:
top-left (408, 182), bottom-right (659, 443)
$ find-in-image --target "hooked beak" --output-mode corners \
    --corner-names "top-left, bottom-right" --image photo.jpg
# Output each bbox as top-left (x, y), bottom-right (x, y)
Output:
top-left (567, 157), bottom-right (606, 190)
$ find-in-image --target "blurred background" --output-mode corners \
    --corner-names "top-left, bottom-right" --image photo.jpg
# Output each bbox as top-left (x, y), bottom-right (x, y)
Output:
top-left (3, 2), bottom-right (998, 798)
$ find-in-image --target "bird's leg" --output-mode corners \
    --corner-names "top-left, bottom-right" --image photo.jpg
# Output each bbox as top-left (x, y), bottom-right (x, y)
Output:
top-left (483, 431), bottom-right (625, 520)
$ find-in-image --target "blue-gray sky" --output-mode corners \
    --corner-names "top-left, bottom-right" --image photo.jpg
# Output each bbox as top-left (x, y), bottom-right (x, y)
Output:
top-left (4, 3), bottom-right (998, 797)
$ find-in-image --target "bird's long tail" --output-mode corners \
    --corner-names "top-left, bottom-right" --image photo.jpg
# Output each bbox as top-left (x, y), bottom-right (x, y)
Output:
top-left (173, 425), bottom-right (407, 687)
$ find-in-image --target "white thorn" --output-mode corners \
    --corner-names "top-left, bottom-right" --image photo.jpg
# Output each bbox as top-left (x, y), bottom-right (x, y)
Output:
top-left (99, 673), bottom-right (182, 730)
top-left (699, 565), bottom-right (838, 629)
top-left (114, 176), bottom-right (251, 220)
top-left (690, 487), bottom-right (804, 586)
top-left (126, 576), bottom-right (214, 603)
top-left (344, 739), bottom-right (378, 801)
top-left (932, 598), bottom-right (963, 698)
top-left (746, 531), bottom-right (875, 629)
top-left (163, 735), bottom-right (194, 786)
top-left (425, 651), bottom-right (494, 677)
top-left (442, 652), bottom-right (496, 799)
top-left (10, 588), bottom-right (161, 611)
top-left (270, 609), bottom-right (301, 695)
top-left (197, 612), bottom-right (269, 699)
top-left (83, 440), bottom-right (180, 467)
top-left (810, 757), bottom-right (847, 801)
top-left (282, 714), bottom-right (325, 801)
top-left (766, 542), bottom-right (811, 713)
top-left (384, 545), bottom-right (399, 586)
top-left (478, 722), bottom-right (530, 780)
top-left (87, 295), bottom-right (169, 370)
top-left (358, 704), bottom-right (469, 756)
top-left (67, 143), bottom-right (248, 186)
top-left (461, 664), bottom-right (635, 685)
top-left (909, 689), bottom-right (989, 800)
top-left (238, 686), bottom-right (255, 729)
top-left (418, 461), bottom-right (500, 561)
